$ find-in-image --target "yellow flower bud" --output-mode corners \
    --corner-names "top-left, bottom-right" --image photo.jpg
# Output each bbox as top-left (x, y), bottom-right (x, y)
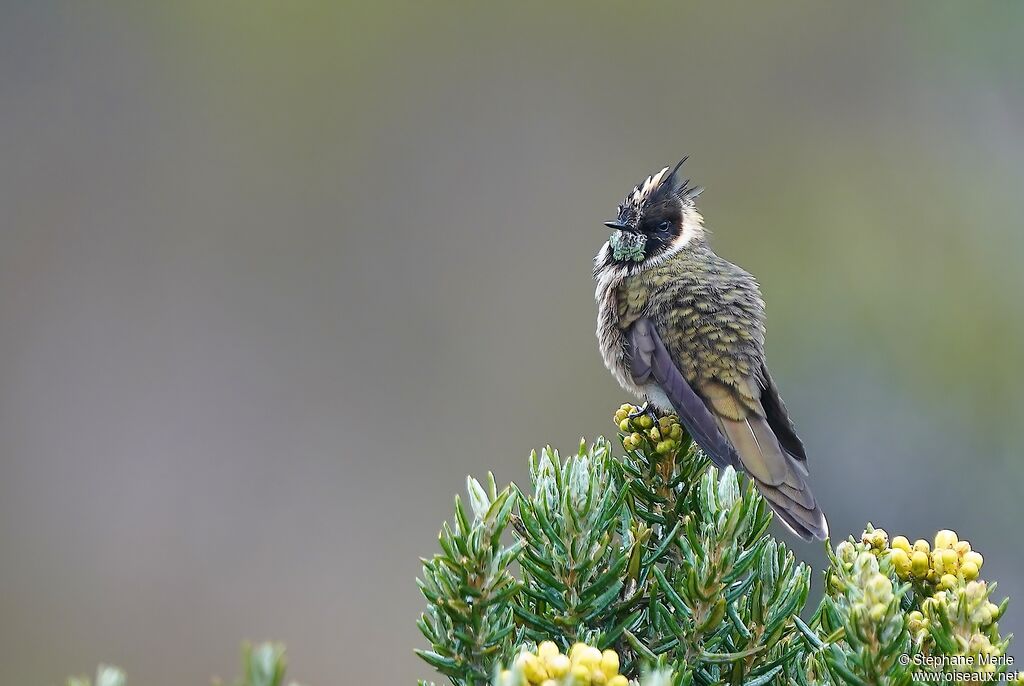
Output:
top-left (600, 650), bottom-right (619, 678)
top-left (568, 643), bottom-right (589, 661)
top-left (591, 669), bottom-right (607, 685)
top-left (891, 536), bottom-right (912, 553)
top-left (546, 654), bottom-right (571, 678)
top-left (869, 603), bottom-right (887, 623)
top-left (954, 540), bottom-right (971, 556)
top-left (541, 681), bottom-right (558, 686)
top-left (648, 427), bottom-right (661, 441)
top-left (941, 549), bottom-right (959, 574)
top-left (935, 529), bottom-right (958, 550)
top-left (931, 550), bottom-right (945, 574)
top-left (871, 529), bottom-right (889, 550)
top-left (538, 641), bottom-right (559, 661)
top-left (608, 677), bottom-right (629, 686)
top-left (518, 653), bottom-right (548, 684)
top-left (964, 551), bottom-right (983, 570)
top-left (913, 539), bottom-right (931, 554)
top-left (939, 574), bottom-right (957, 590)
top-left (569, 664), bottom-right (591, 686)
top-left (986, 601), bottom-right (1000, 619)
top-left (619, 403), bottom-right (634, 413)
top-left (577, 646), bottom-right (602, 670)
top-left (961, 560), bottom-right (979, 580)
top-left (911, 550), bottom-right (930, 578)
top-left (618, 420), bottom-right (631, 433)
top-left (890, 548), bottom-right (911, 579)
top-left (638, 414), bottom-right (654, 429)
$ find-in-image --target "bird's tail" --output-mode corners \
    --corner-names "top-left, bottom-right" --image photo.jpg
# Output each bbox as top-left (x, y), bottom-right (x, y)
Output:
top-left (717, 415), bottom-right (829, 541)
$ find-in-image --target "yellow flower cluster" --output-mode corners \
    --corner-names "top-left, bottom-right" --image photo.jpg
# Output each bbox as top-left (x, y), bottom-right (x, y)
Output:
top-left (874, 528), bottom-right (984, 589)
top-left (497, 642), bottom-right (629, 686)
top-left (613, 404), bottom-right (684, 455)
top-left (848, 525), bottom-right (1006, 665)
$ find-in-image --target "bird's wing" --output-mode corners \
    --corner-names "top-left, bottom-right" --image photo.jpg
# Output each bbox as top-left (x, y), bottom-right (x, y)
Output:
top-left (757, 362), bottom-right (808, 472)
top-left (627, 318), bottom-right (739, 470)
top-left (628, 317), bottom-right (827, 541)
top-left (697, 376), bottom-right (827, 541)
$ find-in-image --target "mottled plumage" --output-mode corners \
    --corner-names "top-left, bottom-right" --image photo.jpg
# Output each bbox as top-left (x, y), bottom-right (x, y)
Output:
top-left (595, 159), bottom-right (828, 541)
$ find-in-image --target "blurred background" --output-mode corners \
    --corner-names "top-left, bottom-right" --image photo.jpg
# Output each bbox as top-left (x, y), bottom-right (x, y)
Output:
top-left (1, 2), bottom-right (1022, 684)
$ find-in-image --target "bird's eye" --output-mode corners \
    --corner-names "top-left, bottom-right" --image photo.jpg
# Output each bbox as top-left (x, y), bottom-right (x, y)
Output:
top-left (658, 220), bottom-right (670, 231)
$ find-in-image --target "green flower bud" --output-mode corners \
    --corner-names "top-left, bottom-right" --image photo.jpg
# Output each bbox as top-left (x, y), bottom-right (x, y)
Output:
top-left (618, 419), bottom-right (631, 433)
top-left (968, 633), bottom-right (992, 656)
top-left (569, 664), bottom-right (590, 686)
top-left (977, 604), bottom-right (994, 627)
top-left (836, 540), bottom-right (857, 565)
top-left (638, 414), bottom-right (654, 429)
top-left (670, 424), bottom-right (683, 440)
top-left (656, 440), bottom-right (670, 454)
top-left (828, 572), bottom-right (846, 594)
top-left (869, 603), bottom-right (887, 623)
top-left (866, 573), bottom-right (893, 605)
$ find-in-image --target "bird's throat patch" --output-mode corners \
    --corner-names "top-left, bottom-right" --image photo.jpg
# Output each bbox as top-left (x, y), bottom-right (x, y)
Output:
top-left (609, 230), bottom-right (647, 262)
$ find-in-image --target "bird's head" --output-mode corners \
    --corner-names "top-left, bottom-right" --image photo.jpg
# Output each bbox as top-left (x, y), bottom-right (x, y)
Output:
top-left (602, 157), bottom-right (705, 265)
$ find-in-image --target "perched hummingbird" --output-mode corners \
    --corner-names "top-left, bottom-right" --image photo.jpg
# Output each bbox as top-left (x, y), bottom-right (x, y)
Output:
top-left (594, 158), bottom-right (828, 540)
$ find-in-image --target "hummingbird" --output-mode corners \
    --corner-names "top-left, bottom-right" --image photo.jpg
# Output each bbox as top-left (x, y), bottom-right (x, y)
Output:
top-left (594, 158), bottom-right (828, 541)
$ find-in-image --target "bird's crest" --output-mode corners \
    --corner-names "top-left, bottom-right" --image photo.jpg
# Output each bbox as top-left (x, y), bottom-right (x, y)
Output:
top-left (615, 157), bottom-right (703, 227)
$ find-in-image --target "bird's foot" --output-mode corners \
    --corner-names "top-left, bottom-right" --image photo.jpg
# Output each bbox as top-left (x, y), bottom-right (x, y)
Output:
top-left (627, 402), bottom-right (659, 421)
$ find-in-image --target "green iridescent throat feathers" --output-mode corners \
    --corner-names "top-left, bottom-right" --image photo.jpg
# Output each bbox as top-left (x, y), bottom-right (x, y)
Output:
top-left (609, 230), bottom-right (647, 262)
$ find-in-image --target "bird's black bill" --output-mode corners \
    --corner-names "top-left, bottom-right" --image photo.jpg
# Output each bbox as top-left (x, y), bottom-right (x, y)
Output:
top-left (604, 220), bottom-right (630, 231)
